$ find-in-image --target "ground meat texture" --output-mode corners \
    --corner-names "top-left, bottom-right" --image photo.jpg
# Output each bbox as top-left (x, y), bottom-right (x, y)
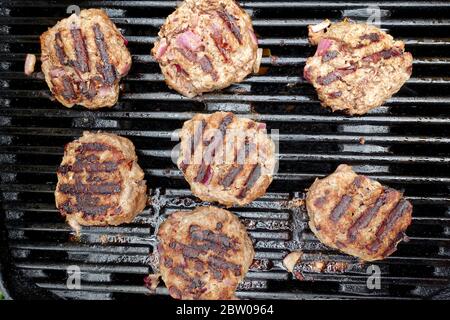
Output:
top-left (305, 164), bottom-right (412, 261)
top-left (304, 20), bottom-right (413, 115)
top-left (151, 0), bottom-right (260, 98)
top-left (40, 9), bottom-right (131, 109)
top-left (55, 132), bottom-right (147, 229)
top-left (177, 111), bottom-right (276, 207)
top-left (157, 206), bottom-right (254, 300)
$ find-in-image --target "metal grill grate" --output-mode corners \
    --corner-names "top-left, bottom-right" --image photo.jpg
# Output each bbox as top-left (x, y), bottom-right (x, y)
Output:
top-left (0, 0), bottom-right (449, 300)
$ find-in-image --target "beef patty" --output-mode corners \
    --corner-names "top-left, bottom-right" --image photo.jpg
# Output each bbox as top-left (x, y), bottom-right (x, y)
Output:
top-left (304, 19), bottom-right (413, 115)
top-left (306, 164), bottom-right (412, 261)
top-left (152, 0), bottom-right (261, 97)
top-left (40, 9), bottom-right (131, 109)
top-left (55, 131), bottom-right (147, 229)
top-left (157, 206), bottom-right (254, 300)
top-left (177, 111), bottom-right (276, 207)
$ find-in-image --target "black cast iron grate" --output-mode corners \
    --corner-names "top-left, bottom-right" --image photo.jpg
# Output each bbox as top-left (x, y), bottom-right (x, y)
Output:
top-left (0, 0), bottom-right (449, 300)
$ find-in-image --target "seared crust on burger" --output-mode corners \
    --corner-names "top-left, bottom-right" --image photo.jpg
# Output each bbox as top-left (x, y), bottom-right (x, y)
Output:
top-left (157, 206), bottom-right (254, 300)
top-left (304, 20), bottom-right (413, 115)
top-left (306, 164), bottom-right (412, 261)
top-left (55, 131), bottom-right (147, 228)
top-left (152, 0), bottom-right (261, 97)
top-left (40, 9), bottom-right (131, 109)
top-left (177, 111), bottom-right (276, 207)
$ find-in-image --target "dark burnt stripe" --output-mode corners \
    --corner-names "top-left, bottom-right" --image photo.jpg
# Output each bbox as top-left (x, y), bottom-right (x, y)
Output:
top-left (347, 189), bottom-right (394, 242)
top-left (93, 23), bottom-right (116, 85)
top-left (198, 56), bottom-right (218, 80)
top-left (58, 161), bottom-right (119, 174)
top-left (70, 28), bottom-right (90, 73)
top-left (375, 199), bottom-right (411, 239)
top-left (379, 231), bottom-right (406, 257)
top-left (189, 227), bottom-right (235, 249)
top-left (61, 76), bottom-right (76, 100)
top-left (195, 113), bottom-right (234, 183)
top-left (238, 164), bottom-right (261, 199)
top-left (211, 30), bottom-right (229, 61)
top-left (58, 182), bottom-right (121, 195)
top-left (54, 32), bottom-right (68, 65)
top-left (208, 256), bottom-right (242, 276)
top-left (76, 142), bottom-right (111, 153)
top-left (322, 50), bottom-right (338, 62)
top-left (220, 140), bottom-right (255, 187)
top-left (366, 199), bottom-right (409, 254)
top-left (192, 119), bottom-right (207, 154)
top-left (329, 175), bottom-right (365, 215)
top-left (317, 66), bottom-right (356, 86)
top-left (172, 266), bottom-right (192, 282)
top-left (215, 113), bottom-right (235, 141)
top-left (360, 33), bottom-right (381, 42)
top-left (217, 9), bottom-right (242, 44)
top-left (75, 154), bottom-right (99, 163)
top-left (60, 201), bottom-right (111, 216)
top-left (221, 165), bottom-right (243, 187)
top-left (194, 163), bottom-right (212, 183)
top-left (329, 195), bottom-right (353, 222)
top-left (362, 47), bottom-right (403, 64)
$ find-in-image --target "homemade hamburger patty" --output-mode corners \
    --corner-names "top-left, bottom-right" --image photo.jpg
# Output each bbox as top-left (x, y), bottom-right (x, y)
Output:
top-left (304, 20), bottom-right (413, 115)
top-left (152, 0), bottom-right (261, 97)
top-left (177, 112), bottom-right (276, 207)
top-left (55, 132), bottom-right (147, 228)
top-left (40, 9), bottom-right (131, 109)
top-left (306, 165), bottom-right (412, 261)
top-left (157, 206), bottom-right (254, 300)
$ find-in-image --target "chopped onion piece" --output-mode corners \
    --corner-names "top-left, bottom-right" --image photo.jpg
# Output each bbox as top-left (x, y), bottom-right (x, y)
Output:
top-left (310, 19), bottom-right (331, 33)
top-left (24, 53), bottom-right (36, 76)
top-left (253, 48), bottom-right (263, 73)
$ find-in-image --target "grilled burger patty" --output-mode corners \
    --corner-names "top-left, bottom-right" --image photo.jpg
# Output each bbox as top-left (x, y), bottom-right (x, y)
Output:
top-left (304, 20), bottom-right (413, 115)
top-left (177, 111), bottom-right (276, 207)
top-left (306, 164), bottom-right (412, 261)
top-left (152, 0), bottom-right (260, 97)
top-left (157, 206), bottom-right (254, 300)
top-left (40, 9), bottom-right (131, 109)
top-left (55, 131), bottom-right (147, 228)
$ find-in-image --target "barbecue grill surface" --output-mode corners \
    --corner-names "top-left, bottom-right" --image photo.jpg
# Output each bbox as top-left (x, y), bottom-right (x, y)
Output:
top-left (0, 0), bottom-right (449, 300)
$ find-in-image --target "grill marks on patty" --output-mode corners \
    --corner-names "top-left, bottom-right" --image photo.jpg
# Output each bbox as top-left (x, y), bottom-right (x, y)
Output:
top-left (165, 223), bottom-right (241, 297)
top-left (307, 165), bottom-right (412, 260)
top-left (309, 28), bottom-right (406, 88)
top-left (172, 7), bottom-right (243, 80)
top-left (57, 142), bottom-right (124, 218)
top-left (49, 21), bottom-right (118, 102)
top-left (70, 28), bottom-right (90, 73)
top-left (326, 175), bottom-right (410, 254)
top-left (217, 7), bottom-right (243, 44)
top-left (183, 113), bottom-right (263, 199)
top-left (93, 23), bottom-right (117, 85)
top-left (193, 113), bottom-right (235, 183)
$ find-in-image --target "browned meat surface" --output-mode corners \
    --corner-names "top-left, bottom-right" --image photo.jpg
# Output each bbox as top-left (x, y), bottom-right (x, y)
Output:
top-left (304, 20), bottom-right (413, 115)
top-left (306, 164), bottom-right (412, 261)
top-left (157, 206), bottom-right (254, 300)
top-left (177, 111), bottom-right (276, 207)
top-left (55, 131), bottom-right (147, 229)
top-left (152, 0), bottom-right (260, 97)
top-left (40, 9), bottom-right (131, 109)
